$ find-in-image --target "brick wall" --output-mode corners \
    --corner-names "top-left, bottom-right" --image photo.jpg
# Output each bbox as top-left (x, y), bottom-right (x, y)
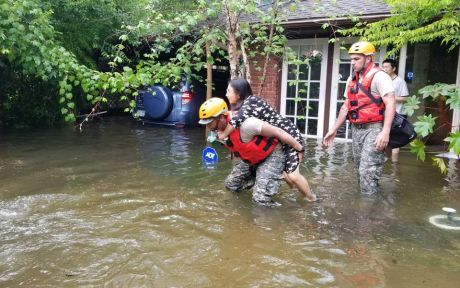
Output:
top-left (249, 55), bottom-right (282, 111)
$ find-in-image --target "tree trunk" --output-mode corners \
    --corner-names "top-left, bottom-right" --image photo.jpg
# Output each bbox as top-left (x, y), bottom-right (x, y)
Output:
top-left (205, 41), bottom-right (213, 139)
top-left (257, 23), bottom-right (274, 95)
top-left (240, 37), bottom-right (251, 83)
top-left (206, 42), bottom-right (213, 100)
top-left (257, 0), bottom-right (278, 95)
top-left (225, 0), bottom-right (241, 80)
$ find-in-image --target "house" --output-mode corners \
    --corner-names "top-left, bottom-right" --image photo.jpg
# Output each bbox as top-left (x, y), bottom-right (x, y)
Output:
top-left (249, 0), bottom-right (460, 143)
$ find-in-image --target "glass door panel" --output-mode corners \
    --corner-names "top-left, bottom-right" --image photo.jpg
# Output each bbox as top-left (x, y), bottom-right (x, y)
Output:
top-left (282, 40), bottom-right (328, 138)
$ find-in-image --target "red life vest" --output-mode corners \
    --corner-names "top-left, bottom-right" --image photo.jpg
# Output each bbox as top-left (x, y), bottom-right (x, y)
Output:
top-left (346, 63), bottom-right (385, 124)
top-left (224, 114), bottom-right (279, 165)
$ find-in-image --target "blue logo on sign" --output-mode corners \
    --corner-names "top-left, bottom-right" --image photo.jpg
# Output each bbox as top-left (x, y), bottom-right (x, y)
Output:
top-left (202, 147), bottom-right (218, 167)
top-left (406, 71), bottom-right (414, 80)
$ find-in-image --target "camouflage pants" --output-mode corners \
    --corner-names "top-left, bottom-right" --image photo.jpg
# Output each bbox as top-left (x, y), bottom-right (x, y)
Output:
top-left (351, 125), bottom-right (385, 195)
top-left (224, 144), bottom-right (285, 206)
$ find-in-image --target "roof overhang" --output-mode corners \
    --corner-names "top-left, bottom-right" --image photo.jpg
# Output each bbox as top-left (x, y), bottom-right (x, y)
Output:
top-left (281, 13), bottom-right (392, 29)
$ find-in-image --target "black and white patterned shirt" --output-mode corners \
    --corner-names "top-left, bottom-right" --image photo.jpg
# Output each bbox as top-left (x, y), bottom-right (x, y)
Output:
top-left (229, 95), bottom-right (304, 173)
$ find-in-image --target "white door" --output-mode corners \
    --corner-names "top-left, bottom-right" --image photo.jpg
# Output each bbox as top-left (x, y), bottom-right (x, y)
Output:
top-left (281, 39), bottom-right (329, 138)
top-left (329, 39), bottom-right (386, 141)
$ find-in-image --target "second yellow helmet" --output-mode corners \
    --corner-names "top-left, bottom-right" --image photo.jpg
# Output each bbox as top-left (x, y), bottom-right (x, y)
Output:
top-left (348, 41), bottom-right (375, 56)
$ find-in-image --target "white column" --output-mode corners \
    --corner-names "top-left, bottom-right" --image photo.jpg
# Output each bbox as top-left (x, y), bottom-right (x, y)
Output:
top-left (453, 49), bottom-right (460, 133)
top-left (398, 44), bottom-right (407, 78)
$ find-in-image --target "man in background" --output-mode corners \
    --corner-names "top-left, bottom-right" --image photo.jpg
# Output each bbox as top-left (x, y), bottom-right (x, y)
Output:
top-left (382, 58), bottom-right (410, 162)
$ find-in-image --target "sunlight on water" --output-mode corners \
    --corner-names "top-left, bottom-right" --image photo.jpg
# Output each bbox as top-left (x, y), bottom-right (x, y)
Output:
top-left (0, 117), bottom-right (459, 287)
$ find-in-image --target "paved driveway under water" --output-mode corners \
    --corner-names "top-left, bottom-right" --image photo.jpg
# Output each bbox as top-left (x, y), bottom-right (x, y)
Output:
top-left (0, 117), bottom-right (459, 287)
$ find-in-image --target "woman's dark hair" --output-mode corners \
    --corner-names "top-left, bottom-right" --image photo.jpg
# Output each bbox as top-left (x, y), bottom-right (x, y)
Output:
top-left (382, 58), bottom-right (398, 71)
top-left (229, 78), bottom-right (253, 101)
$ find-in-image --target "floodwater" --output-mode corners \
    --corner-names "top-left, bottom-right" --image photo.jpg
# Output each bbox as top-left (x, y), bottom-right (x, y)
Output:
top-left (0, 117), bottom-right (459, 288)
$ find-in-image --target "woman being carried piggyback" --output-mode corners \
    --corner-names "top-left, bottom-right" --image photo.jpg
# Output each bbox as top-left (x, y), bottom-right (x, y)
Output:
top-left (218, 78), bottom-right (317, 202)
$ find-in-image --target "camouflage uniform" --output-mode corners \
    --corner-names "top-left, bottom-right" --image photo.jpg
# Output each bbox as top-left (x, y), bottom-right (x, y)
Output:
top-left (351, 123), bottom-right (385, 195)
top-left (224, 144), bottom-right (285, 206)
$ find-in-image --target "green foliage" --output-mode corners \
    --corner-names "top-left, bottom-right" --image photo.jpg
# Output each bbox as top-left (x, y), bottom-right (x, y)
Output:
top-left (403, 83), bottom-right (460, 172)
top-left (341, 0), bottom-right (460, 56)
top-left (410, 139), bottom-right (426, 161)
top-left (0, 70), bottom-right (63, 127)
top-left (41, 0), bottom-right (148, 67)
top-left (414, 114), bottom-right (437, 138)
top-left (400, 95), bottom-right (420, 117)
top-left (1, 0), bottom-right (293, 127)
top-left (432, 157), bottom-right (447, 174)
top-left (445, 131), bottom-right (460, 155)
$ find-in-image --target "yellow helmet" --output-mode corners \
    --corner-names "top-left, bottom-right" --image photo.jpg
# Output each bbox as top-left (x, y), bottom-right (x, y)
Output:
top-left (198, 98), bottom-right (228, 125)
top-left (348, 41), bottom-right (375, 56)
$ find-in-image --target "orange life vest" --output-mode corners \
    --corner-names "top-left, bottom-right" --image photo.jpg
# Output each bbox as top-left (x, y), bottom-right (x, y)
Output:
top-left (224, 114), bottom-right (279, 165)
top-left (346, 63), bottom-right (385, 124)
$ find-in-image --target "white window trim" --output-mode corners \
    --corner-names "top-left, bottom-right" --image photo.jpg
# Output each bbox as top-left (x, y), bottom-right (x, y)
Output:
top-left (281, 38), bottom-right (329, 138)
top-left (454, 49), bottom-right (460, 133)
top-left (398, 44), bottom-right (407, 78)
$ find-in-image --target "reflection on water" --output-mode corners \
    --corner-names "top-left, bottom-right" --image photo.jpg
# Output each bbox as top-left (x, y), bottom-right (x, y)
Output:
top-left (0, 117), bottom-right (459, 287)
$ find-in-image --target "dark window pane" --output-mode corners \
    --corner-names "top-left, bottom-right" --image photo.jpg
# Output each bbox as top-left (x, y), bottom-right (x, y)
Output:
top-left (336, 102), bottom-right (345, 117)
top-left (288, 64), bottom-right (297, 80)
top-left (287, 82), bottom-right (296, 98)
top-left (336, 122), bottom-right (347, 138)
top-left (336, 122), bottom-right (352, 139)
top-left (340, 49), bottom-right (350, 61)
top-left (338, 83), bottom-right (347, 101)
top-left (308, 100), bottom-right (319, 117)
top-left (298, 82), bottom-right (308, 99)
top-left (296, 100), bottom-right (308, 117)
top-left (310, 82), bottom-right (320, 99)
top-left (296, 118), bottom-right (306, 134)
top-left (299, 64), bottom-right (309, 80)
top-left (286, 100), bottom-right (296, 115)
top-left (339, 64), bottom-right (351, 81)
top-left (307, 119), bottom-right (317, 135)
top-left (310, 61), bottom-right (321, 80)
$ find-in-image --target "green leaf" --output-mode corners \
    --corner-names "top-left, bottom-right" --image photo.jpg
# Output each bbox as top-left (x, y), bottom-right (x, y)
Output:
top-left (444, 131), bottom-right (460, 155)
top-left (61, 108), bottom-right (68, 115)
top-left (432, 157), bottom-right (447, 175)
top-left (414, 114), bottom-right (436, 138)
top-left (410, 139), bottom-right (426, 161)
top-left (445, 88), bottom-right (460, 109)
top-left (400, 95), bottom-right (420, 117)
